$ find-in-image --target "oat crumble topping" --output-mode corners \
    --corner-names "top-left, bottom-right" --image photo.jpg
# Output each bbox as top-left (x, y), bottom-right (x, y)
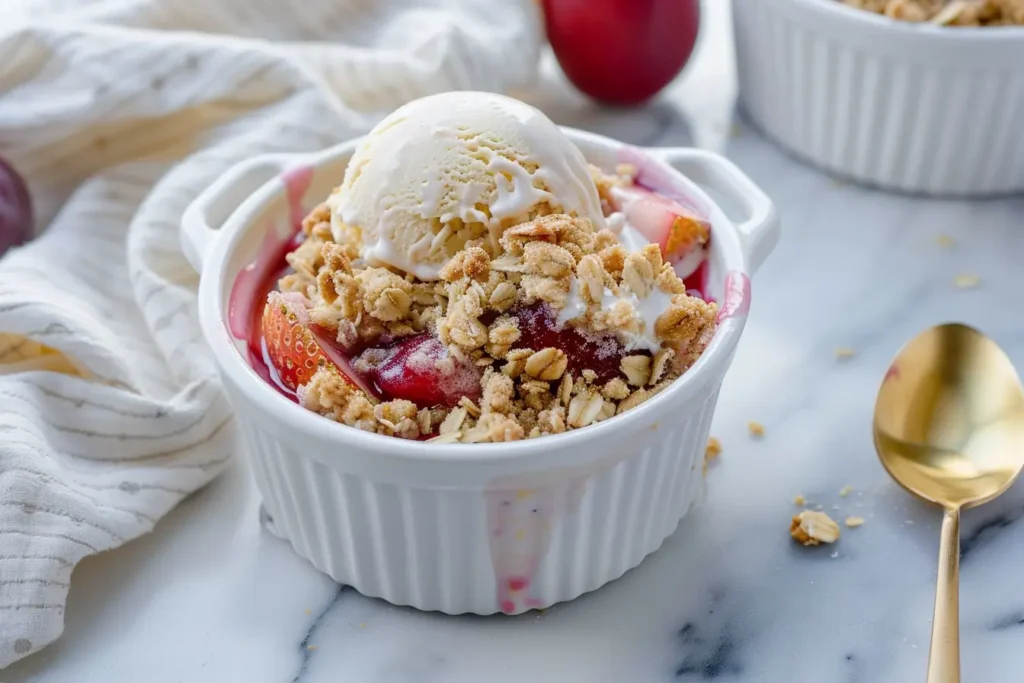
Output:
top-left (281, 166), bottom-right (718, 443)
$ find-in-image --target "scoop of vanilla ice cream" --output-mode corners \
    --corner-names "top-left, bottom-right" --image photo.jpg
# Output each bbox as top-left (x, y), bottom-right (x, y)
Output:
top-left (328, 92), bottom-right (606, 280)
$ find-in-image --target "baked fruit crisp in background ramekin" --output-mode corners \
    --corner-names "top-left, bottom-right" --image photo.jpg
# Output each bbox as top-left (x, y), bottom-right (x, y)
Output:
top-left (181, 93), bottom-right (779, 615)
top-left (734, 0), bottom-right (1024, 196)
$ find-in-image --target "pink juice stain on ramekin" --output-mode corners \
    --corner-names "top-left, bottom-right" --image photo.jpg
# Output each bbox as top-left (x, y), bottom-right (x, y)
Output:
top-left (717, 271), bottom-right (750, 321)
top-left (485, 477), bottom-right (588, 614)
top-left (227, 164), bottom-right (313, 394)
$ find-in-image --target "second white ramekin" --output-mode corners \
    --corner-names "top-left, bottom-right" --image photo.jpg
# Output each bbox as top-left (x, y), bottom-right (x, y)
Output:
top-left (734, 0), bottom-right (1024, 196)
top-left (181, 130), bottom-right (779, 614)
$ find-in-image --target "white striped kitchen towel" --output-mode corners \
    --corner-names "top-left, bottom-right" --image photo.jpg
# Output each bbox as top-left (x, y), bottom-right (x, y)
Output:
top-left (0, 0), bottom-right (541, 668)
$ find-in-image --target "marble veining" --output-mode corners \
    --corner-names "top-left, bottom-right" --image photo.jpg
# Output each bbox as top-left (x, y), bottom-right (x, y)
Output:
top-left (291, 585), bottom-right (344, 683)
top-left (6, 3), bottom-right (1024, 682)
top-left (673, 591), bottom-right (746, 679)
top-left (960, 504), bottom-right (1024, 562)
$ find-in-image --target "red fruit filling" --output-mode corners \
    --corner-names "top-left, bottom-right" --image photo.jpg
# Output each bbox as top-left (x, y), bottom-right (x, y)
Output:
top-left (509, 303), bottom-right (634, 385)
top-left (350, 333), bottom-right (481, 408)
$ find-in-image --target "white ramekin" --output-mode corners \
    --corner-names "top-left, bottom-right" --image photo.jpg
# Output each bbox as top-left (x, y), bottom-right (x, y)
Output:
top-left (733, 0), bottom-right (1024, 196)
top-left (181, 130), bottom-right (779, 615)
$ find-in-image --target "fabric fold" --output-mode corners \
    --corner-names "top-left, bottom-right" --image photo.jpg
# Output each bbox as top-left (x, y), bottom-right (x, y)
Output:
top-left (0, 0), bottom-right (541, 667)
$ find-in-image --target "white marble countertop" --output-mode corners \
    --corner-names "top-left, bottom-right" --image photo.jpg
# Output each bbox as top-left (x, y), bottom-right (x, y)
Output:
top-left (8, 4), bottom-right (1024, 682)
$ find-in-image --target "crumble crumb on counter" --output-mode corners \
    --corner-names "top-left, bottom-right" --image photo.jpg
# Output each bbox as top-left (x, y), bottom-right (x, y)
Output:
top-left (791, 510), bottom-right (841, 546)
top-left (953, 274), bottom-right (981, 289)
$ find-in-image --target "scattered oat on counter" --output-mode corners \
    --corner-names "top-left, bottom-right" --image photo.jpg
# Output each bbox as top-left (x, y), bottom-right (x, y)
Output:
top-left (703, 437), bottom-right (722, 475)
top-left (790, 510), bottom-right (841, 546)
top-left (304, 608), bottom-right (312, 615)
top-left (793, 494), bottom-right (806, 506)
top-left (953, 274), bottom-right (981, 289)
top-left (306, 644), bottom-right (318, 651)
top-left (834, 347), bottom-right (856, 360)
top-left (935, 234), bottom-right (956, 248)
top-left (845, 516), bottom-right (865, 528)
top-left (839, 485), bottom-right (853, 497)
top-left (748, 421), bottom-right (765, 437)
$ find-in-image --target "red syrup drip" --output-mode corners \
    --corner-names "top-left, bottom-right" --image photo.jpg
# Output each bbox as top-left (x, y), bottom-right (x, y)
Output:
top-left (683, 259), bottom-right (712, 303)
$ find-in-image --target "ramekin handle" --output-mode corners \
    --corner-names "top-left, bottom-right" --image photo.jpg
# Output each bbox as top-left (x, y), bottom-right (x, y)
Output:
top-left (181, 153), bottom-right (301, 273)
top-left (651, 148), bottom-right (780, 274)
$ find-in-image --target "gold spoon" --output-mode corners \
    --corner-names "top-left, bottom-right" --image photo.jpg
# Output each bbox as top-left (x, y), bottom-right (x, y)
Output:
top-left (874, 323), bottom-right (1024, 683)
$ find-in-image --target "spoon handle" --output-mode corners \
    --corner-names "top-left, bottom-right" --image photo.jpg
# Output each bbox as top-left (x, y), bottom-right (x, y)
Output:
top-left (926, 507), bottom-right (961, 683)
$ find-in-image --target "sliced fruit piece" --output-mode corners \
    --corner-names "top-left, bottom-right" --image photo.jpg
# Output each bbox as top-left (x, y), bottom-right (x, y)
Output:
top-left (307, 324), bottom-right (380, 399)
top-left (509, 303), bottom-right (632, 385)
top-left (355, 333), bottom-right (481, 408)
top-left (262, 291), bottom-right (371, 397)
top-left (261, 292), bottom-right (330, 392)
top-left (611, 185), bottom-right (709, 264)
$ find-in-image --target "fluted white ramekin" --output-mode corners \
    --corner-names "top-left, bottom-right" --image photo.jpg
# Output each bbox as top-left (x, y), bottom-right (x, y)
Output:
top-left (180, 129), bottom-right (779, 614)
top-left (734, 0), bottom-right (1024, 196)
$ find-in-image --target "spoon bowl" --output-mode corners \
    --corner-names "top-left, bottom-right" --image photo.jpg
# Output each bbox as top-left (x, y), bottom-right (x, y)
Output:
top-left (874, 323), bottom-right (1024, 683)
top-left (875, 323), bottom-right (1024, 509)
